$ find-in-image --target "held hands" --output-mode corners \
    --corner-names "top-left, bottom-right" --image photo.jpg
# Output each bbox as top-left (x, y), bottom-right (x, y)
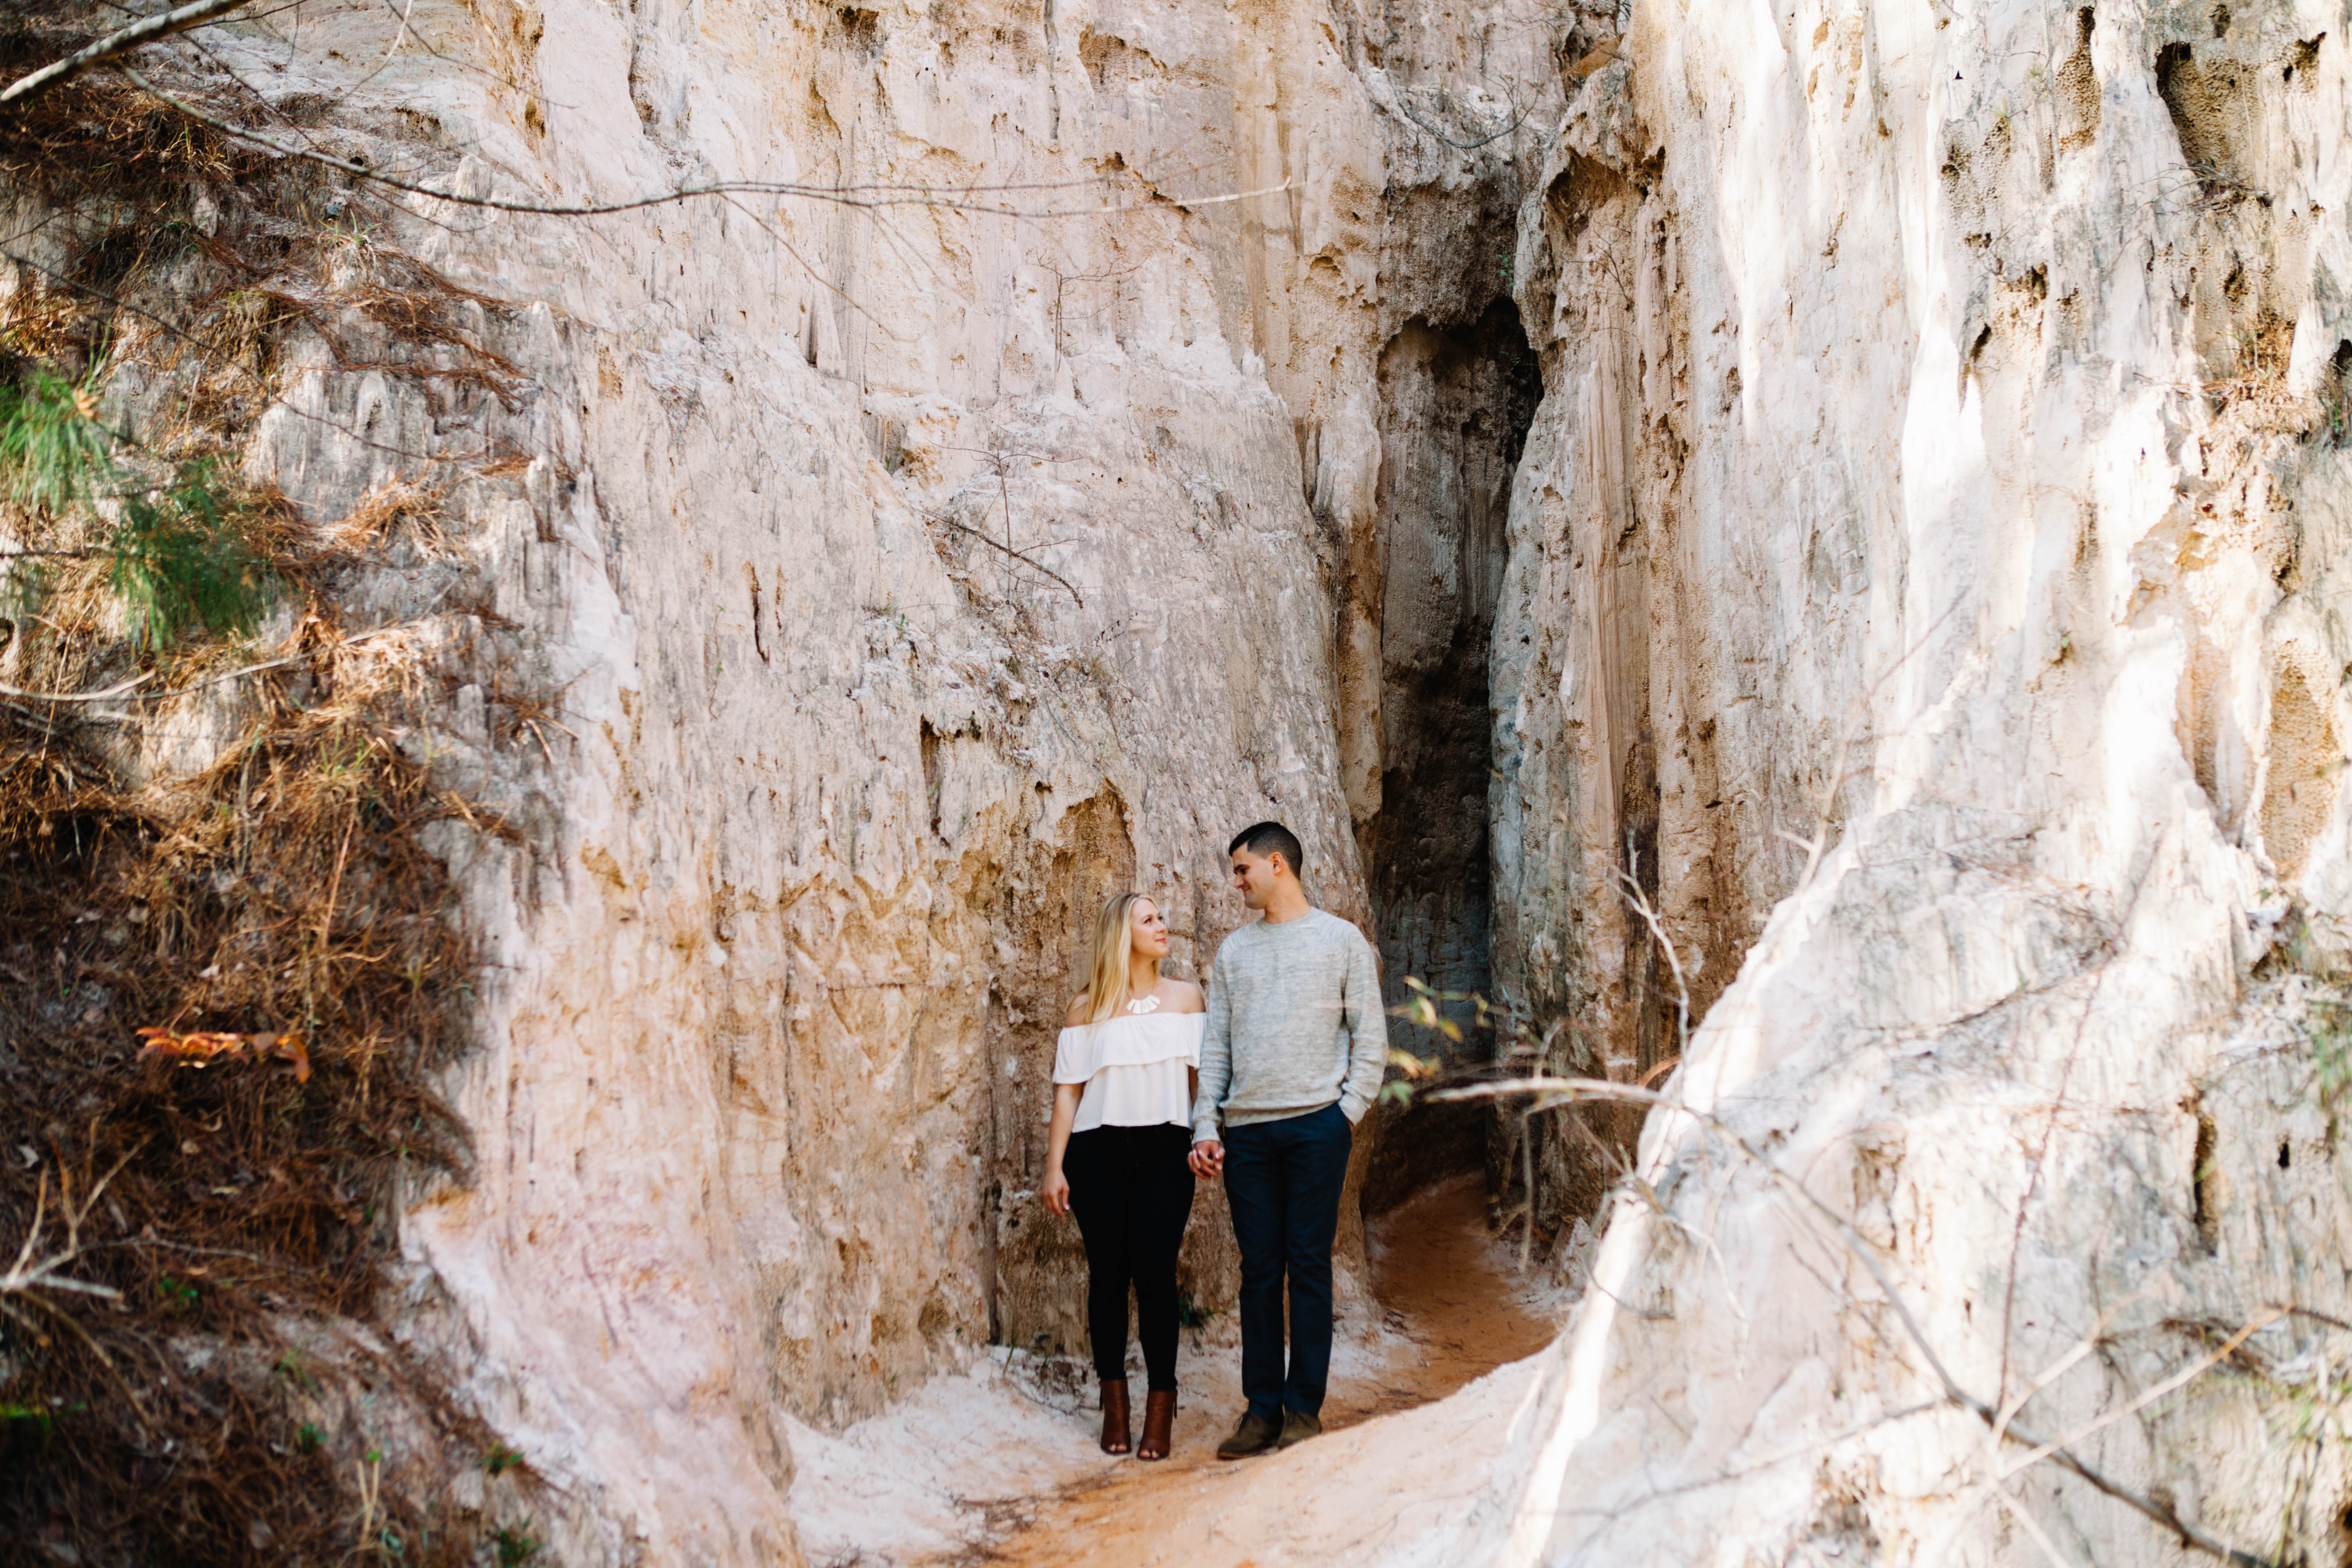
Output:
top-left (1042, 1167), bottom-right (1071, 1216)
top-left (1188, 1139), bottom-right (1225, 1180)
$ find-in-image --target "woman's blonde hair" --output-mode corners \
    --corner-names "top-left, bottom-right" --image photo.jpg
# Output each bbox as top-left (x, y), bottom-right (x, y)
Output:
top-left (1083, 892), bottom-right (1149, 1025)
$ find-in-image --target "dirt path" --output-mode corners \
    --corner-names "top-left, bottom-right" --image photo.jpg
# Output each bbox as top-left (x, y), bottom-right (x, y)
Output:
top-left (960, 1176), bottom-right (1556, 1567)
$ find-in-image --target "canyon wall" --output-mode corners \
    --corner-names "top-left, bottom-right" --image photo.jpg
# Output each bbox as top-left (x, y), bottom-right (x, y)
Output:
top-left (14, 0), bottom-right (2350, 1557)
top-left (69, 1), bottom-right (1572, 1561)
top-left (1470, 0), bottom-right (2352, 1559)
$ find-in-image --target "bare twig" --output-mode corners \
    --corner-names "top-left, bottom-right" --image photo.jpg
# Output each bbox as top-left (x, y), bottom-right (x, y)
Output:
top-left (1997, 1309), bottom-right (2283, 1483)
top-left (2, 1166), bottom-right (124, 1304)
top-left (1776, 604), bottom-right (1962, 896)
top-left (1997, 837), bottom-right (2156, 1408)
top-left (1393, 86), bottom-right (1542, 152)
top-left (0, 0), bottom-right (253, 107)
top-left (1613, 859), bottom-right (1690, 1056)
top-left (382, 0), bottom-right (418, 61)
top-left (1998, 1488), bottom-right (2081, 1568)
top-left (1521, 1113), bottom-right (1537, 1270)
top-left (1430, 1074), bottom-right (2279, 1568)
top-left (915, 508), bottom-right (1085, 607)
top-left (122, 69), bottom-right (1290, 223)
top-left (1991, 1311), bottom-right (2115, 1451)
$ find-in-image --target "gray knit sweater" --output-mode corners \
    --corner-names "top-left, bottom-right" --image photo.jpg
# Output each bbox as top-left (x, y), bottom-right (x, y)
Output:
top-left (1190, 908), bottom-right (1388, 1141)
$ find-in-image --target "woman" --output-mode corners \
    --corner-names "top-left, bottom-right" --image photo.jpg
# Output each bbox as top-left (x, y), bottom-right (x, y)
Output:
top-left (1042, 892), bottom-right (1203, 1460)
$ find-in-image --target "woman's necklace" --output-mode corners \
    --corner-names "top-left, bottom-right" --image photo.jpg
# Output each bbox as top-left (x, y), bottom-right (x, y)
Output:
top-left (1124, 990), bottom-right (1161, 1015)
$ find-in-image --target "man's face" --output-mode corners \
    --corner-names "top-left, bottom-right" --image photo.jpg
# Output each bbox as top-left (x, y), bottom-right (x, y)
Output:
top-left (1229, 847), bottom-right (1280, 910)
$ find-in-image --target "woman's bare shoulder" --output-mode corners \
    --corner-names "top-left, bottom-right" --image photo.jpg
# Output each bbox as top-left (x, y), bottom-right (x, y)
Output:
top-left (1064, 993), bottom-right (1094, 1028)
top-left (1164, 979), bottom-right (1207, 1014)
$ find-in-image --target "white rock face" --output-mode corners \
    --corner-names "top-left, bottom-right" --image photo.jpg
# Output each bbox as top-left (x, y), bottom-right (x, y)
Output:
top-left (1471, 0), bottom-right (2352, 1560)
top-left (178, 1), bottom-right (1571, 1561)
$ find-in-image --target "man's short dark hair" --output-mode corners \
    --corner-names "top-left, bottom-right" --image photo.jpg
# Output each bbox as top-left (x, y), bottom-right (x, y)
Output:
top-left (1228, 821), bottom-right (1304, 876)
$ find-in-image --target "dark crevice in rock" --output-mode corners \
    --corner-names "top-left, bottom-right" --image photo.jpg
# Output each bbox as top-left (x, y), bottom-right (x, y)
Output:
top-left (1359, 298), bottom-right (1540, 1217)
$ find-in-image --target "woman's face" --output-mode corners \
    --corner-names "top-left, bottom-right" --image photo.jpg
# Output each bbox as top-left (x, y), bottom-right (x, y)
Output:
top-left (1128, 898), bottom-right (1170, 961)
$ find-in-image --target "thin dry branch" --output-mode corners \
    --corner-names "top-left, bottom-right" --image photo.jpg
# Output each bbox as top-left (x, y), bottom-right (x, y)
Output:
top-left (1613, 859), bottom-right (1690, 1057)
top-left (1, 1166), bottom-right (124, 1305)
top-left (1429, 1074), bottom-right (2278, 1568)
top-left (1997, 837), bottom-right (2157, 1409)
top-left (1393, 85), bottom-right (1543, 152)
top-left (0, 0), bottom-right (253, 108)
top-left (1997, 1309), bottom-right (2283, 1484)
top-left (121, 69), bottom-right (1290, 223)
top-left (918, 507), bottom-right (1087, 607)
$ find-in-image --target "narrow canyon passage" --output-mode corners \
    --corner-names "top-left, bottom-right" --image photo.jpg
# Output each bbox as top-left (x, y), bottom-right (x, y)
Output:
top-left (953, 1177), bottom-right (1555, 1568)
top-left (15, 1), bottom-right (2352, 1563)
top-left (1356, 300), bottom-right (1542, 1212)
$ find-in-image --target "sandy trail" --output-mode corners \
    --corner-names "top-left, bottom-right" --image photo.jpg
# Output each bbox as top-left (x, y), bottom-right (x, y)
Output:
top-left (956, 1176), bottom-right (1558, 1568)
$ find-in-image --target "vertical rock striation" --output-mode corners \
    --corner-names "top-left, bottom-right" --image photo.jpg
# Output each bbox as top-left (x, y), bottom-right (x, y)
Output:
top-left (1473, 0), bottom-right (2352, 1558)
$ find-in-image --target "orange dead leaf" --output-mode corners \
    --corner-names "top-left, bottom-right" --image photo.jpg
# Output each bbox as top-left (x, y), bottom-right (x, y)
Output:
top-left (266, 1033), bottom-right (311, 1083)
top-left (135, 1028), bottom-right (309, 1082)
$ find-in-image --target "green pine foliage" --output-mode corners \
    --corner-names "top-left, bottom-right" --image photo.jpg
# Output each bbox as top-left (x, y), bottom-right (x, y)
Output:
top-left (0, 371), bottom-right (272, 648)
top-left (0, 374), bottom-right (113, 515)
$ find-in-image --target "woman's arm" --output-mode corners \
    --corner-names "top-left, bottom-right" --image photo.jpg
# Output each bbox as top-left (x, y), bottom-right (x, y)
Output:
top-left (1042, 1082), bottom-right (1083, 1215)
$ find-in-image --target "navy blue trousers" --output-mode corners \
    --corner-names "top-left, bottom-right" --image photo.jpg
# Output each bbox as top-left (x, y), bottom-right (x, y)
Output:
top-left (1223, 1102), bottom-right (1353, 1420)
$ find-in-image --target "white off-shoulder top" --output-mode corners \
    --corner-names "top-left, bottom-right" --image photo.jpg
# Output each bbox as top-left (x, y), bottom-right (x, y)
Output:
top-left (1052, 1010), bottom-right (1204, 1132)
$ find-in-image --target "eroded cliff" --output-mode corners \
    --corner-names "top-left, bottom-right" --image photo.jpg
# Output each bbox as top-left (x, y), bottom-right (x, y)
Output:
top-left (4, 0), bottom-right (2349, 1561)
top-left (0, 0), bottom-right (1578, 1561)
top-left (1468, 0), bottom-right (2352, 1560)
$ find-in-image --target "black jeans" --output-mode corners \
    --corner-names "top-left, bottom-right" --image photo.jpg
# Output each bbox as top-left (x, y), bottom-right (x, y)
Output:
top-left (1064, 1123), bottom-right (1196, 1390)
top-left (1224, 1102), bottom-right (1352, 1420)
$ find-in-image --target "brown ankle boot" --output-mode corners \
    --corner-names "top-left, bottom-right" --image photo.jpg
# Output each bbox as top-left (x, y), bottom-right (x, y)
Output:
top-left (1098, 1379), bottom-right (1131, 1454)
top-left (1137, 1390), bottom-right (1176, 1461)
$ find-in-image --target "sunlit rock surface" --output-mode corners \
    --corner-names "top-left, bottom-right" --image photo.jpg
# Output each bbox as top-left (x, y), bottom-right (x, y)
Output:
top-left (1471, 0), bottom-right (2352, 1560)
top-left (172, 0), bottom-right (1574, 1561)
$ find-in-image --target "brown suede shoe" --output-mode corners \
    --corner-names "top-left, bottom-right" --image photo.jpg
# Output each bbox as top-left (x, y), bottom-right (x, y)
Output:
top-left (1137, 1390), bottom-right (1177, 1461)
top-left (1099, 1378), bottom-right (1131, 1455)
top-left (1215, 1411), bottom-right (1280, 1460)
top-left (1275, 1408), bottom-right (1322, 1448)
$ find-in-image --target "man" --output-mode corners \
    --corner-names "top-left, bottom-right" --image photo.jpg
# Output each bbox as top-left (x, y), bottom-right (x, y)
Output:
top-left (1190, 821), bottom-right (1386, 1458)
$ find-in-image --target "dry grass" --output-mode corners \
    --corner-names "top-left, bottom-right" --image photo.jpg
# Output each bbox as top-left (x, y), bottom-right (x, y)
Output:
top-left (174, 235), bottom-right (526, 408)
top-left (325, 479), bottom-right (453, 561)
top-left (0, 14), bottom-right (547, 1561)
top-left (0, 12), bottom-right (518, 440)
top-left (0, 626), bottom-right (497, 1562)
top-left (0, 17), bottom-right (270, 206)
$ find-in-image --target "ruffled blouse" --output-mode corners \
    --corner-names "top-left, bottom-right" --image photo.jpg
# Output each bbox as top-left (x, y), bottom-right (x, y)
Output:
top-left (1052, 1011), bottom-right (1204, 1132)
